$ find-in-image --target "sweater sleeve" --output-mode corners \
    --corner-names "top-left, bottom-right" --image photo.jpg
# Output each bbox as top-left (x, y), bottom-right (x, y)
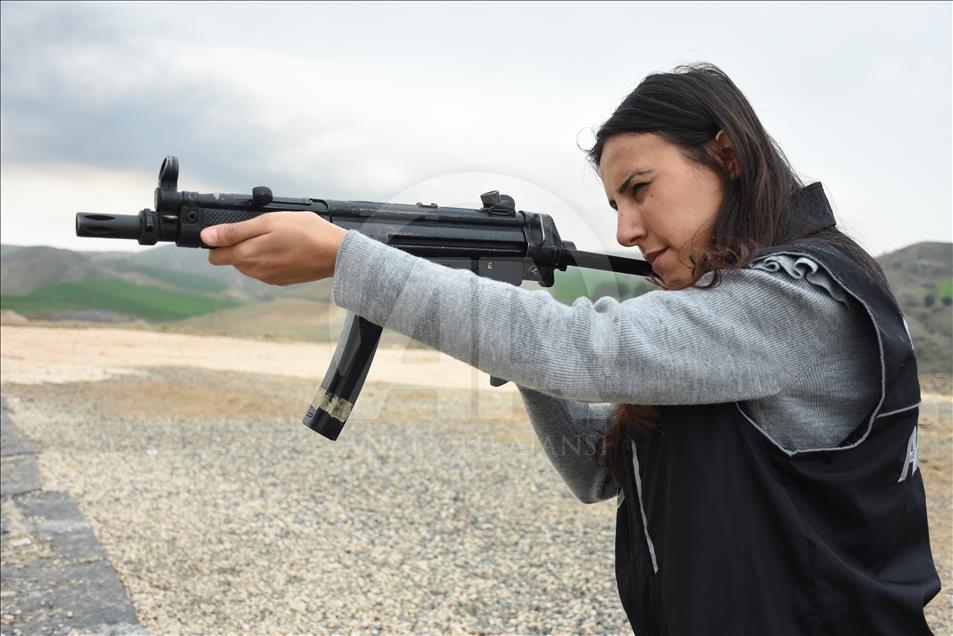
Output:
top-left (515, 387), bottom-right (620, 503)
top-left (331, 230), bottom-right (843, 406)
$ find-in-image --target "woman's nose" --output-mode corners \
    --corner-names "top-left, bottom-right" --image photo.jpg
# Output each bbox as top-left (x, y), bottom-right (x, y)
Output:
top-left (616, 207), bottom-right (646, 248)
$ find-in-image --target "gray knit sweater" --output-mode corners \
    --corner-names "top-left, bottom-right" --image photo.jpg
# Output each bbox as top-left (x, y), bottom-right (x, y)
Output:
top-left (331, 230), bottom-right (880, 504)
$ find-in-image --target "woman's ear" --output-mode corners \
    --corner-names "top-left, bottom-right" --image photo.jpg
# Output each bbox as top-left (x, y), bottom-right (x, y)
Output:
top-left (713, 130), bottom-right (740, 179)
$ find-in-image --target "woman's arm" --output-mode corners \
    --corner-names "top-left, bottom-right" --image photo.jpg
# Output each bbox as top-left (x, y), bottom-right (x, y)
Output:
top-left (517, 387), bottom-right (619, 504)
top-left (331, 230), bottom-right (844, 405)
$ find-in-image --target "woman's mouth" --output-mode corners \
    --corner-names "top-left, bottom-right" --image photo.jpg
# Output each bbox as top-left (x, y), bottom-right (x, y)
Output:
top-left (644, 248), bottom-right (667, 268)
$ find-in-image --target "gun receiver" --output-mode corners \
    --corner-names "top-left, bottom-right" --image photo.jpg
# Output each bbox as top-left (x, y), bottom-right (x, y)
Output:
top-left (76, 156), bottom-right (654, 441)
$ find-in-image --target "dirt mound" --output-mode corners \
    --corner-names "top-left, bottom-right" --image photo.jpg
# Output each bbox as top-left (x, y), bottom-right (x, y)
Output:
top-left (0, 310), bottom-right (29, 325)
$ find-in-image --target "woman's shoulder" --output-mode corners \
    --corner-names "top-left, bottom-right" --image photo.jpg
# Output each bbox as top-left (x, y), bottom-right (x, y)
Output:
top-left (606, 254), bottom-right (867, 366)
top-left (743, 253), bottom-right (850, 306)
top-left (639, 253), bottom-right (854, 317)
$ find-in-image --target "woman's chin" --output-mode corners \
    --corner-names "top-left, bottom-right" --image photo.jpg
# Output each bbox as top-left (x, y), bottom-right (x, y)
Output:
top-left (657, 270), bottom-right (692, 290)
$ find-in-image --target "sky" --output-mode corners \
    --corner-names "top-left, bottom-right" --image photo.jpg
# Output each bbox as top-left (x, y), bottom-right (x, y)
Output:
top-left (1, 1), bottom-right (950, 257)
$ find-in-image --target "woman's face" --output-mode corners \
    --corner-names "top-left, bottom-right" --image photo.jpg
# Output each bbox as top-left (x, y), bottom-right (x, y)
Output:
top-left (599, 132), bottom-right (729, 289)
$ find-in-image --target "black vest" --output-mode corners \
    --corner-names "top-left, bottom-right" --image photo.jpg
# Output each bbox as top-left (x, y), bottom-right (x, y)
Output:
top-left (614, 184), bottom-right (941, 635)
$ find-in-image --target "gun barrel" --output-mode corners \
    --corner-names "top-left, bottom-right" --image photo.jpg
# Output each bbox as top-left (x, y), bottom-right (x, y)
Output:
top-left (76, 213), bottom-right (142, 240)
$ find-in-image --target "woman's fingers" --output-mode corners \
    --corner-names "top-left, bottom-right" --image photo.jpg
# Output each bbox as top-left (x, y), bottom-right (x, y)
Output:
top-left (204, 212), bottom-right (347, 284)
top-left (202, 216), bottom-right (270, 249)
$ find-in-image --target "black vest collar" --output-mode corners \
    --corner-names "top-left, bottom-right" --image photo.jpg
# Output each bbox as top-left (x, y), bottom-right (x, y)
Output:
top-left (789, 182), bottom-right (837, 238)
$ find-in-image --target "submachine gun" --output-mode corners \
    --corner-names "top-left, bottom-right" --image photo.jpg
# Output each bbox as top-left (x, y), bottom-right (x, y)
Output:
top-left (75, 157), bottom-right (654, 441)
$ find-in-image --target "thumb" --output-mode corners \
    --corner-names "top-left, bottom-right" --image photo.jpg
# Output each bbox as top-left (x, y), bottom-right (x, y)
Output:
top-left (201, 217), bottom-right (267, 247)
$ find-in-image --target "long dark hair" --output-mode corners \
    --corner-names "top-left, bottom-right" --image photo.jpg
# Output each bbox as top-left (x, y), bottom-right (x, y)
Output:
top-left (586, 63), bottom-right (885, 488)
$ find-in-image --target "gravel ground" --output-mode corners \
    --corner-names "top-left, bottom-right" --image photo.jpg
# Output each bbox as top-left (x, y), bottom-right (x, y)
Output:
top-left (3, 367), bottom-right (628, 635)
top-left (1, 325), bottom-right (950, 634)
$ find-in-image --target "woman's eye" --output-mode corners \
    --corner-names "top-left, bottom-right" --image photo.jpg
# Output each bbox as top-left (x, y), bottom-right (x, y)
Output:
top-left (632, 183), bottom-right (648, 194)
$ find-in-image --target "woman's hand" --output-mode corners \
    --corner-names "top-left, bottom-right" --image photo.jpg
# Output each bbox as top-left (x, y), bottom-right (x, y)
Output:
top-left (201, 212), bottom-right (348, 286)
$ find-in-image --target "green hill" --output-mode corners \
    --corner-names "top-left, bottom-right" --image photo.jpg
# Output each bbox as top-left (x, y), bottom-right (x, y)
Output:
top-left (0, 276), bottom-right (242, 321)
top-left (1, 244), bottom-right (247, 321)
top-left (130, 266), bottom-right (231, 295)
top-left (551, 267), bottom-right (655, 304)
top-left (92, 244), bottom-right (334, 302)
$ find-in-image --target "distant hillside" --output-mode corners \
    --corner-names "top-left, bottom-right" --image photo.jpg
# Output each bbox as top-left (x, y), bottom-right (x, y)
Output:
top-left (877, 242), bottom-right (952, 375)
top-left (177, 297), bottom-right (343, 342)
top-left (91, 245), bottom-right (334, 303)
top-left (1, 276), bottom-right (242, 321)
top-left (174, 297), bottom-right (416, 346)
top-left (1, 245), bottom-right (105, 294)
top-left (0, 245), bottom-right (27, 258)
top-left (1, 245), bottom-right (244, 321)
top-left (1, 242), bottom-right (334, 322)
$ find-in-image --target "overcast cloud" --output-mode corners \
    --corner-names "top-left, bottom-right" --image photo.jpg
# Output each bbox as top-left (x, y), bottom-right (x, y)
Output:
top-left (1, 1), bottom-right (950, 256)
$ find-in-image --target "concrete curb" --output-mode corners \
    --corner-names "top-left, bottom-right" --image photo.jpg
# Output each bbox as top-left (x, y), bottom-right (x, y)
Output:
top-left (0, 395), bottom-right (147, 636)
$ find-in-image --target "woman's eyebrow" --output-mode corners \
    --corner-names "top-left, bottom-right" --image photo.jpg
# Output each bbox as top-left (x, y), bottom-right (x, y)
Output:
top-left (617, 170), bottom-right (654, 195)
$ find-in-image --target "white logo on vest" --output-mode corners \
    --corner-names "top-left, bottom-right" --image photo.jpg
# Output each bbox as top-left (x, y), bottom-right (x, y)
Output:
top-left (898, 427), bottom-right (919, 483)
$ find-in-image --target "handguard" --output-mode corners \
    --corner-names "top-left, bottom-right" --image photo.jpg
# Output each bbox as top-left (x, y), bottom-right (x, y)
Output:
top-left (76, 156), bottom-right (654, 441)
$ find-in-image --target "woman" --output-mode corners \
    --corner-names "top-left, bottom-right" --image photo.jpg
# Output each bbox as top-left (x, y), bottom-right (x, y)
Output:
top-left (201, 64), bottom-right (940, 634)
